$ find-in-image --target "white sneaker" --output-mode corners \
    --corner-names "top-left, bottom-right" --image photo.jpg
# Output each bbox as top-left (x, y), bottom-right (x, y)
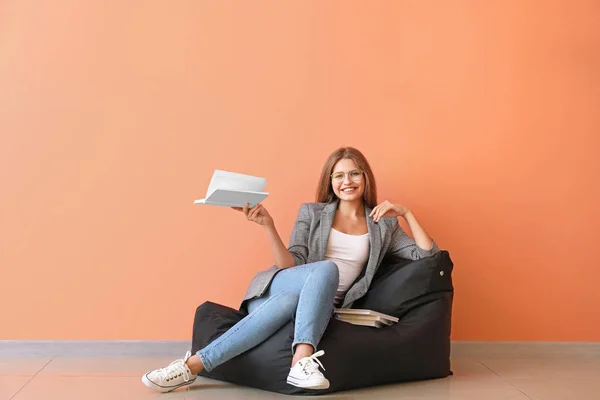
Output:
top-left (142, 350), bottom-right (197, 393)
top-left (287, 350), bottom-right (330, 390)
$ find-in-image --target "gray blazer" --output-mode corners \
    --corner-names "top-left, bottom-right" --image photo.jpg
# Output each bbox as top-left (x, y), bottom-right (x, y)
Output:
top-left (241, 199), bottom-right (440, 309)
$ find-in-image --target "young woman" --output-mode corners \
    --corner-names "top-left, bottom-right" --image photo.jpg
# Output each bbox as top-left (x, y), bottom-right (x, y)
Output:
top-left (142, 147), bottom-right (440, 393)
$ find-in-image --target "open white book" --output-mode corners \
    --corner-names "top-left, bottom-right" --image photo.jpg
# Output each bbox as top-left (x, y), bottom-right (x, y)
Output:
top-left (194, 169), bottom-right (269, 208)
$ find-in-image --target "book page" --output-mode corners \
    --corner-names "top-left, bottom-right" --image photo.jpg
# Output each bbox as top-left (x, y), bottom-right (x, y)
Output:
top-left (333, 308), bottom-right (399, 322)
top-left (205, 170), bottom-right (267, 198)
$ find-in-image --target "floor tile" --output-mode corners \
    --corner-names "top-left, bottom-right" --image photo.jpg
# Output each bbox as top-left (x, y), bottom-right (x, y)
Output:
top-left (12, 376), bottom-right (157, 400)
top-left (344, 375), bottom-right (531, 400)
top-left (0, 358), bottom-right (51, 375)
top-left (185, 376), bottom-right (355, 399)
top-left (12, 375), bottom-right (317, 400)
top-left (37, 357), bottom-right (176, 377)
top-left (507, 377), bottom-right (600, 400)
top-left (449, 357), bottom-right (499, 377)
top-left (7, 355), bottom-right (600, 400)
top-left (0, 375), bottom-right (32, 399)
top-left (479, 357), bottom-right (600, 378)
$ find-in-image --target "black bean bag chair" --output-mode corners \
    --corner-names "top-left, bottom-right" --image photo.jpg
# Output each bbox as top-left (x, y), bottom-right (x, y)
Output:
top-left (191, 251), bottom-right (454, 395)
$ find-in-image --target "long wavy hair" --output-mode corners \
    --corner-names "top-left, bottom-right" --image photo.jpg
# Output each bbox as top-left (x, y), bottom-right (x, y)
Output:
top-left (315, 147), bottom-right (377, 208)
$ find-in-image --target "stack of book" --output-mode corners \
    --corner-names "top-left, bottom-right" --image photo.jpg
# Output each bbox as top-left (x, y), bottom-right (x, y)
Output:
top-left (333, 309), bottom-right (399, 328)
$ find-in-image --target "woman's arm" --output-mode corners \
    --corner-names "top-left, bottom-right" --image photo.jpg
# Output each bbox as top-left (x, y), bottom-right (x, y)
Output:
top-left (387, 210), bottom-right (440, 261)
top-left (403, 210), bottom-right (435, 251)
top-left (264, 222), bottom-right (296, 269)
top-left (233, 202), bottom-right (302, 269)
top-left (371, 200), bottom-right (440, 261)
top-left (263, 203), bottom-right (311, 269)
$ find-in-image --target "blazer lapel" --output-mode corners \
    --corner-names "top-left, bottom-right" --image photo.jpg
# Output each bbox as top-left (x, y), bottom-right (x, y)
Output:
top-left (364, 203), bottom-right (382, 285)
top-left (316, 201), bottom-right (337, 261)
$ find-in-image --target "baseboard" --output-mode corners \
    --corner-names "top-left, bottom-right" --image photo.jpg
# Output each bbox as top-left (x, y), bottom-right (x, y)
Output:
top-left (0, 341), bottom-right (190, 358)
top-left (0, 340), bottom-right (598, 358)
top-left (450, 341), bottom-right (600, 358)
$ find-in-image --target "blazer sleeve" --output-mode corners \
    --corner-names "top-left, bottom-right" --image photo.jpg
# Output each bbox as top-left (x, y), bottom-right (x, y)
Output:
top-left (386, 218), bottom-right (440, 261)
top-left (287, 203), bottom-right (310, 266)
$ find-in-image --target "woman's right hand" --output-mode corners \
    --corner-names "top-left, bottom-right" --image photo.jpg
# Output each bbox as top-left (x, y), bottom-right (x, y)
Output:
top-left (231, 203), bottom-right (274, 227)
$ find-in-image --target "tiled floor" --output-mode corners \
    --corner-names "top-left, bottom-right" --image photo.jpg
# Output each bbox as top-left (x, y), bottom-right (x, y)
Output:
top-left (2, 356), bottom-right (599, 400)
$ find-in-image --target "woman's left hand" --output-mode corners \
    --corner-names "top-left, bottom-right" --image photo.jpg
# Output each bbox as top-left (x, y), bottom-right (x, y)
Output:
top-left (369, 200), bottom-right (410, 222)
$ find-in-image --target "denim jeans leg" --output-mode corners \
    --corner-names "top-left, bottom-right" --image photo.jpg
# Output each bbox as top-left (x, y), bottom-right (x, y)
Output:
top-left (196, 260), bottom-right (339, 370)
top-left (291, 261), bottom-right (339, 353)
top-left (262, 261), bottom-right (339, 353)
top-left (196, 289), bottom-right (299, 372)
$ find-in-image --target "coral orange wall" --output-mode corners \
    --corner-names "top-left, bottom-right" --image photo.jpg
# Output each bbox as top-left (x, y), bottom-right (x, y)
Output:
top-left (1, 1), bottom-right (598, 341)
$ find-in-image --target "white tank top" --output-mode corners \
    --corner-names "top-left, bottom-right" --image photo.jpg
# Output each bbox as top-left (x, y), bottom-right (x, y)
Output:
top-left (324, 227), bottom-right (370, 305)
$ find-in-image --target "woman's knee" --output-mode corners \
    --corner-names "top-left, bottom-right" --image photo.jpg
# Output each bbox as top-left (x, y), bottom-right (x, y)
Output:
top-left (317, 260), bottom-right (339, 282)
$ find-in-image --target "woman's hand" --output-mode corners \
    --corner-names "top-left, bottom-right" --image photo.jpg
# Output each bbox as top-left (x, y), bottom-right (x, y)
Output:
top-left (369, 200), bottom-right (411, 223)
top-left (232, 203), bottom-right (274, 227)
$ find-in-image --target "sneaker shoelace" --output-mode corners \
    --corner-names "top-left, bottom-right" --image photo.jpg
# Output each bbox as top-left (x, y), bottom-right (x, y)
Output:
top-left (301, 350), bottom-right (326, 376)
top-left (158, 351), bottom-right (192, 383)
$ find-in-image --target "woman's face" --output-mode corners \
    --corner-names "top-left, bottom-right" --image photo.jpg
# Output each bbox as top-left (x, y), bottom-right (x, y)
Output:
top-left (331, 158), bottom-right (365, 202)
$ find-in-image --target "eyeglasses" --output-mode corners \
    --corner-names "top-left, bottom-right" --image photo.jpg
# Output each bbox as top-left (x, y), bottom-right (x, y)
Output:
top-left (331, 169), bottom-right (364, 183)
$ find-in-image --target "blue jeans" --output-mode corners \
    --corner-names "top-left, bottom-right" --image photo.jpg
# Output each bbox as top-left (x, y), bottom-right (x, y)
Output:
top-left (196, 260), bottom-right (339, 372)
